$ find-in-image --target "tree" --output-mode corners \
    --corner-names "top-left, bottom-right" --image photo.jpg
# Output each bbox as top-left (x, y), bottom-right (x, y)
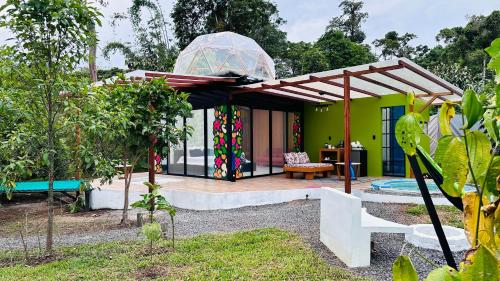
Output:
top-left (103, 0), bottom-right (177, 71)
top-left (95, 76), bottom-right (192, 224)
top-left (326, 0), bottom-right (368, 43)
top-left (373, 31), bottom-right (418, 59)
top-left (316, 30), bottom-right (376, 69)
top-left (171, 0), bottom-right (287, 59)
top-left (0, 0), bottom-right (101, 253)
top-left (276, 42), bottom-right (329, 78)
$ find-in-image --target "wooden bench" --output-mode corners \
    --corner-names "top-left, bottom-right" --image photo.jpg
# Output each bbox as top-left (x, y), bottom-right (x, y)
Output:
top-left (284, 164), bottom-right (333, 180)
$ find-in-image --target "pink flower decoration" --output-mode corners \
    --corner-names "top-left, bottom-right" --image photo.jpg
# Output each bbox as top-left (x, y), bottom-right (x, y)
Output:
top-left (214, 120), bottom-right (221, 130)
top-left (232, 137), bottom-right (236, 145)
top-left (235, 157), bottom-right (241, 167)
top-left (220, 137), bottom-right (225, 145)
top-left (215, 157), bottom-right (223, 167)
top-left (235, 120), bottom-right (242, 130)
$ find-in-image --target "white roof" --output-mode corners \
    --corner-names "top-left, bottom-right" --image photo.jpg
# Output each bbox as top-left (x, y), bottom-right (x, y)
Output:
top-left (234, 58), bottom-right (463, 104)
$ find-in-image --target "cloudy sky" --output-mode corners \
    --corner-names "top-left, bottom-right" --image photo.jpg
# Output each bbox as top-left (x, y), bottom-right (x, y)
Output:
top-left (1, 0), bottom-right (499, 69)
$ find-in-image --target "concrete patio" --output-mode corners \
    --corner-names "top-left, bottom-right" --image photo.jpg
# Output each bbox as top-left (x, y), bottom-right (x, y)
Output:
top-left (89, 173), bottom-right (379, 210)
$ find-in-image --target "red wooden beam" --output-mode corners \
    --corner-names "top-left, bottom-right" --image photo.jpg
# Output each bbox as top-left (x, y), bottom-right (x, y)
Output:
top-left (353, 74), bottom-right (407, 94)
top-left (233, 64), bottom-right (405, 94)
top-left (253, 89), bottom-right (328, 103)
top-left (280, 81), bottom-right (345, 100)
top-left (398, 60), bottom-right (462, 97)
top-left (262, 86), bottom-right (338, 102)
top-left (310, 75), bottom-right (380, 98)
top-left (343, 71), bottom-right (351, 194)
top-left (369, 65), bottom-right (433, 94)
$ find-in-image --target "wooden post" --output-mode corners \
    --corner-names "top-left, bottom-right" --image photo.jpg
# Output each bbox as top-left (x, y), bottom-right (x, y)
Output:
top-left (343, 71), bottom-right (351, 194)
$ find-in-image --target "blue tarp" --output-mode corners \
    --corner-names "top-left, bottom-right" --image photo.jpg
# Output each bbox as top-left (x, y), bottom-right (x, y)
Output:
top-left (0, 180), bottom-right (82, 193)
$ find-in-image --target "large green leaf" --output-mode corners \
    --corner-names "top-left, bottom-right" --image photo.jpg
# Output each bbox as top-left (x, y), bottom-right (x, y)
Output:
top-left (434, 136), bottom-right (468, 197)
top-left (439, 101), bottom-right (455, 136)
top-left (392, 256), bottom-right (418, 281)
top-left (486, 38), bottom-right (500, 83)
top-left (425, 266), bottom-right (461, 281)
top-left (395, 112), bottom-right (424, 156)
top-left (466, 131), bottom-right (492, 189)
top-left (460, 245), bottom-right (499, 281)
top-left (462, 89), bottom-right (484, 129)
top-left (482, 156), bottom-right (500, 198)
top-left (483, 107), bottom-right (499, 143)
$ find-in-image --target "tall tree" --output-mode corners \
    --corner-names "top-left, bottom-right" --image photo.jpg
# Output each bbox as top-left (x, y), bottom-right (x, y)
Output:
top-left (103, 0), bottom-right (177, 71)
top-left (0, 0), bottom-right (101, 252)
top-left (276, 42), bottom-right (329, 78)
top-left (96, 76), bottom-right (192, 224)
top-left (434, 11), bottom-right (500, 81)
top-left (372, 31), bottom-right (417, 59)
top-left (326, 0), bottom-right (368, 43)
top-left (171, 0), bottom-right (287, 59)
top-left (316, 30), bottom-right (376, 69)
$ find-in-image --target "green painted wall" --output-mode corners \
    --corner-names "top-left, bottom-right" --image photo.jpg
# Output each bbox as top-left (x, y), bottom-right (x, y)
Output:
top-left (304, 94), bottom-right (429, 177)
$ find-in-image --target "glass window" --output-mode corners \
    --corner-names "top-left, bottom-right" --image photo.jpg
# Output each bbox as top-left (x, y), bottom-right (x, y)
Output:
top-left (186, 109), bottom-right (205, 176)
top-left (207, 108), bottom-right (216, 178)
top-left (253, 109), bottom-right (270, 175)
top-left (239, 107), bottom-right (252, 177)
top-left (271, 111), bottom-right (286, 173)
top-left (168, 117), bottom-right (185, 174)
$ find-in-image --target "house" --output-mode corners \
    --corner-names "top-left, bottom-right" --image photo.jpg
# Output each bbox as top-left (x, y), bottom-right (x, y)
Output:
top-left (123, 31), bottom-right (463, 193)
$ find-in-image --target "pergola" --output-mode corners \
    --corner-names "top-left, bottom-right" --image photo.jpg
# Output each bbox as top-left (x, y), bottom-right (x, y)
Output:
top-left (126, 58), bottom-right (463, 192)
top-left (229, 58), bottom-right (463, 193)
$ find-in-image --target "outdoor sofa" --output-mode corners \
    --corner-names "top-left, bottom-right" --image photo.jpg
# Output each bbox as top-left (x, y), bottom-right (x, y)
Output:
top-left (283, 152), bottom-right (333, 180)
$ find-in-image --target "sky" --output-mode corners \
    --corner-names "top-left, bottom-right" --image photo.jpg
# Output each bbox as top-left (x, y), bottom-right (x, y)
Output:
top-left (0, 0), bottom-right (499, 69)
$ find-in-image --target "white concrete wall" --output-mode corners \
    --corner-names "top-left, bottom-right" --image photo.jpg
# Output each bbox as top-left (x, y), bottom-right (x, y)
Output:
top-left (89, 187), bottom-right (322, 211)
top-left (320, 187), bottom-right (368, 267)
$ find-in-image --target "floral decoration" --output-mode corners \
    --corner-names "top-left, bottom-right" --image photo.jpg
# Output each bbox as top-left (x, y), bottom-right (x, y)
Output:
top-left (292, 112), bottom-right (302, 152)
top-left (212, 105), bottom-right (243, 179)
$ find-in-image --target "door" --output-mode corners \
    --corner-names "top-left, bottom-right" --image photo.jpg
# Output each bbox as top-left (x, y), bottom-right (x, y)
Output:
top-left (382, 106), bottom-right (405, 176)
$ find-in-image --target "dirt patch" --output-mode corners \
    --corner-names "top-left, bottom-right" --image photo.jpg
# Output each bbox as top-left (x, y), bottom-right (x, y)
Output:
top-left (0, 252), bottom-right (65, 267)
top-left (135, 266), bottom-right (169, 280)
top-left (0, 195), bottom-right (137, 238)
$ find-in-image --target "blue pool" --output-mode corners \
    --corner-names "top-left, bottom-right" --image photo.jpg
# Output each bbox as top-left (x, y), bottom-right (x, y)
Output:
top-left (371, 179), bottom-right (473, 194)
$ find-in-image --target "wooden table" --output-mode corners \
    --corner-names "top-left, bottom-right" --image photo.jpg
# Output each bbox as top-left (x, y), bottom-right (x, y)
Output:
top-left (335, 162), bottom-right (360, 180)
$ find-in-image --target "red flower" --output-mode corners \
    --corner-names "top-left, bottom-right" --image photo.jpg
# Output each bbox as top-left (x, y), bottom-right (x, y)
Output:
top-left (235, 119), bottom-right (242, 130)
top-left (215, 157), bottom-right (223, 167)
top-left (214, 120), bottom-right (221, 130)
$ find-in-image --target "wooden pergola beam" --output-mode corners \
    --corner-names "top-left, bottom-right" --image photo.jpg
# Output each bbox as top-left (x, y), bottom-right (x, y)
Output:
top-left (255, 89), bottom-right (327, 103)
top-left (232, 64), bottom-right (404, 94)
top-left (369, 65), bottom-right (433, 94)
top-left (261, 85), bottom-right (337, 102)
top-left (310, 75), bottom-right (381, 98)
top-left (353, 74), bottom-right (407, 94)
top-left (398, 60), bottom-right (463, 97)
top-left (280, 81), bottom-right (345, 100)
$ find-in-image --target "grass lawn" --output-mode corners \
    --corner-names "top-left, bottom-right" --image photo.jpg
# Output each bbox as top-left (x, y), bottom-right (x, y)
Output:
top-left (0, 228), bottom-right (368, 281)
top-left (405, 204), bottom-right (463, 228)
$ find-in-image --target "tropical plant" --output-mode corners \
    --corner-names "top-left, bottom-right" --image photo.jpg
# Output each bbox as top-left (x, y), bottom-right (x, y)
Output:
top-left (373, 31), bottom-right (419, 60)
top-left (0, 0), bottom-right (101, 253)
top-left (132, 182), bottom-right (177, 249)
top-left (393, 38), bottom-right (500, 280)
top-left (96, 76), bottom-right (191, 224)
top-left (141, 222), bottom-right (162, 255)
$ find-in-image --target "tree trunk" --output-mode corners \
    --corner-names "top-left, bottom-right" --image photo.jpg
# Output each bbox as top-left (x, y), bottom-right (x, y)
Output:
top-left (46, 94), bottom-right (55, 253)
top-left (121, 161), bottom-right (133, 224)
top-left (89, 23), bottom-right (98, 83)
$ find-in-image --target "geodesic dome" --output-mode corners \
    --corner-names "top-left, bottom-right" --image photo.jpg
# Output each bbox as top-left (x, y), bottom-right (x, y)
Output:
top-left (173, 32), bottom-right (275, 80)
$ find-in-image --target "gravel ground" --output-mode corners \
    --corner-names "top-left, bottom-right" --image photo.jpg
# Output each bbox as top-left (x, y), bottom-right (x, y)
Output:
top-left (0, 200), bottom-right (464, 281)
